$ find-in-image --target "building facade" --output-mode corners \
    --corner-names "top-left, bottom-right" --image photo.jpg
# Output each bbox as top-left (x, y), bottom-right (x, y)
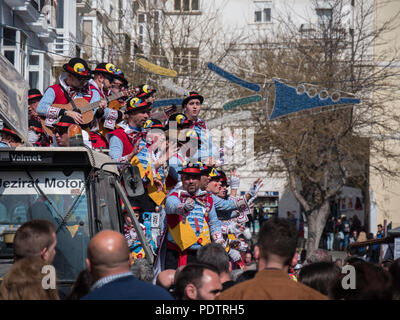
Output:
top-left (0, 0), bottom-right (57, 92)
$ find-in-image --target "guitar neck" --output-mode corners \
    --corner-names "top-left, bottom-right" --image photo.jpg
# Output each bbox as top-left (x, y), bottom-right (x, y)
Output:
top-left (80, 92), bottom-right (124, 113)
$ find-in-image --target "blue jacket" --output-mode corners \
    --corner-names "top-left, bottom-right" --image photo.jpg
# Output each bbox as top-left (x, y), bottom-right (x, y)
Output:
top-left (81, 275), bottom-right (173, 300)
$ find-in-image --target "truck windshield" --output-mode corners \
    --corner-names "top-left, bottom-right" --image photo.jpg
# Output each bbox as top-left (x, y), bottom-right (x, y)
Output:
top-left (0, 170), bottom-right (90, 282)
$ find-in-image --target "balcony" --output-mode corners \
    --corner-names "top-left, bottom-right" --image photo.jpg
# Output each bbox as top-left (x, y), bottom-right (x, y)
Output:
top-left (4, 0), bottom-right (25, 8)
top-left (11, 1), bottom-right (40, 24)
top-left (27, 14), bottom-right (48, 33)
top-left (37, 27), bottom-right (57, 44)
top-left (77, 0), bottom-right (92, 14)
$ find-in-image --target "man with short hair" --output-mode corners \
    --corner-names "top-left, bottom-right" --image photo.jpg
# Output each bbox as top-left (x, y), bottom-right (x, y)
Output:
top-left (217, 217), bottom-right (327, 300)
top-left (174, 263), bottom-right (222, 300)
top-left (196, 243), bottom-right (235, 291)
top-left (81, 230), bottom-right (173, 300)
top-left (13, 219), bottom-right (57, 264)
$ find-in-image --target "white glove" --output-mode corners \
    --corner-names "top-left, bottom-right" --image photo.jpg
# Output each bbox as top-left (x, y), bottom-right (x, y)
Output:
top-left (239, 240), bottom-right (248, 252)
top-left (229, 175), bottom-right (240, 190)
top-left (242, 227), bottom-right (252, 240)
top-left (183, 198), bottom-right (195, 212)
top-left (248, 178), bottom-right (263, 198)
top-left (228, 223), bottom-right (242, 235)
top-left (228, 248), bottom-right (241, 262)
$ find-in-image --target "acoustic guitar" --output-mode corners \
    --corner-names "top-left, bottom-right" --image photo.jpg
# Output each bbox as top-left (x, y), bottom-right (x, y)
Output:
top-left (40, 88), bottom-right (136, 136)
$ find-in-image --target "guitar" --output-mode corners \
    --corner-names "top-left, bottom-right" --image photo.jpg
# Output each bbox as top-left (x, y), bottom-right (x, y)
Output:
top-left (40, 88), bottom-right (137, 136)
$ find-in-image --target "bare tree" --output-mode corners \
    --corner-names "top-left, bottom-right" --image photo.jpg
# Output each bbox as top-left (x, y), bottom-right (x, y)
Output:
top-left (231, 0), bottom-right (400, 256)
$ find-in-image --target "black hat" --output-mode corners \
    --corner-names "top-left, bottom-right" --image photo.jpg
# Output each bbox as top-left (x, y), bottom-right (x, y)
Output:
top-left (28, 89), bottom-right (42, 104)
top-left (92, 62), bottom-right (118, 78)
top-left (125, 97), bottom-right (152, 114)
top-left (182, 91), bottom-right (204, 107)
top-left (137, 84), bottom-right (156, 99)
top-left (0, 121), bottom-right (22, 142)
top-left (53, 115), bottom-right (76, 129)
top-left (166, 112), bottom-right (191, 129)
top-left (28, 119), bottom-right (44, 133)
top-left (208, 167), bottom-right (221, 181)
top-left (200, 163), bottom-right (212, 175)
top-left (143, 119), bottom-right (165, 131)
top-left (178, 162), bottom-right (203, 176)
top-left (114, 68), bottom-right (129, 87)
top-left (218, 170), bottom-right (228, 186)
top-left (63, 57), bottom-right (91, 80)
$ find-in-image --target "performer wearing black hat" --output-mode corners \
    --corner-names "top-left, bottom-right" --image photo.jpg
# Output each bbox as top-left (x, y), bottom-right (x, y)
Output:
top-left (182, 91), bottom-right (216, 165)
top-left (0, 121), bottom-right (23, 148)
top-left (36, 57), bottom-right (102, 129)
top-left (28, 118), bottom-right (51, 146)
top-left (28, 89), bottom-right (43, 121)
top-left (88, 62), bottom-right (125, 149)
top-left (164, 162), bottom-right (224, 269)
top-left (137, 84), bottom-right (156, 105)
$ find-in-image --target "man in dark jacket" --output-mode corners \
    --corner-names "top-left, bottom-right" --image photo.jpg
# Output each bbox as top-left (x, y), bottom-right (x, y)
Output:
top-left (81, 230), bottom-right (173, 300)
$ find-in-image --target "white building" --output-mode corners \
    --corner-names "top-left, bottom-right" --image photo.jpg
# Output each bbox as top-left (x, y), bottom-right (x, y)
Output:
top-left (81, 0), bottom-right (136, 68)
top-left (0, 0), bottom-right (57, 92)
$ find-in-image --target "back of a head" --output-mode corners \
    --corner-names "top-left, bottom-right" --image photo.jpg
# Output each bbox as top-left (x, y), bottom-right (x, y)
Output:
top-left (66, 269), bottom-right (93, 300)
top-left (235, 270), bottom-right (257, 284)
top-left (87, 230), bottom-right (130, 277)
top-left (156, 269), bottom-right (176, 289)
top-left (0, 256), bottom-right (59, 300)
top-left (306, 249), bottom-right (332, 264)
top-left (298, 262), bottom-right (341, 296)
top-left (329, 261), bottom-right (392, 300)
top-left (13, 219), bottom-right (56, 260)
top-left (131, 259), bottom-right (154, 282)
top-left (196, 243), bottom-right (229, 274)
top-left (174, 263), bottom-right (219, 300)
top-left (257, 217), bottom-right (299, 265)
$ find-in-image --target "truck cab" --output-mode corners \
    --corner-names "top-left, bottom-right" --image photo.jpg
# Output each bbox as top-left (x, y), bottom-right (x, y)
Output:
top-left (0, 146), bottom-right (145, 293)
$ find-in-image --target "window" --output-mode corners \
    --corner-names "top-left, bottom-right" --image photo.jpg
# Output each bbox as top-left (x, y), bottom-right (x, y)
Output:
top-left (3, 27), bottom-right (16, 46)
top-left (174, 0), bottom-right (200, 12)
top-left (254, 1), bottom-right (272, 23)
top-left (29, 55), bottom-right (40, 65)
top-left (316, 8), bottom-right (332, 27)
top-left (29, 71), bottom-right (39, 89)
top-left (173, 47), bottom-right (199, 75)
top-left (56, 0), bottom-right (64, 28)
top-left (0, 170), bottom-right (90, 281)
top-left (4, 51), bottom-right (15, 65)
top-left (138, 13), bottom-right (146, 23)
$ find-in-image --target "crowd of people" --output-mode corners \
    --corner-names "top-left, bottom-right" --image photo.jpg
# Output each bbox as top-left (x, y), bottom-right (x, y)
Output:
top-left (1, 216), bottom-right (399, 300)
top-left (321, 214), bottom-right (384, 262)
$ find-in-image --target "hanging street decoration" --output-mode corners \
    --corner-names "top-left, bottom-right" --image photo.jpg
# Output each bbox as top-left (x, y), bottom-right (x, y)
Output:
top-left (207, 62), bottom-right (261, 92)
top-left (269, 78), bottom-right (361, 120)
top-left (223, 95), bottom-right (263, 110)
top-left (136, 58), bottom-right (178, 77)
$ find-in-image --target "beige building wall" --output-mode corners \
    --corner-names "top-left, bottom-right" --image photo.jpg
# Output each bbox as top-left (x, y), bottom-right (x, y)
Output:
top-left (371, 0), bottom-right (400, 232)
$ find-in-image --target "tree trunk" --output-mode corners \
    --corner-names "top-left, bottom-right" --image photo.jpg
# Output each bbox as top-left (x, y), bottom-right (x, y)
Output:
top-left (305, 201), bottom-right (331, 259)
